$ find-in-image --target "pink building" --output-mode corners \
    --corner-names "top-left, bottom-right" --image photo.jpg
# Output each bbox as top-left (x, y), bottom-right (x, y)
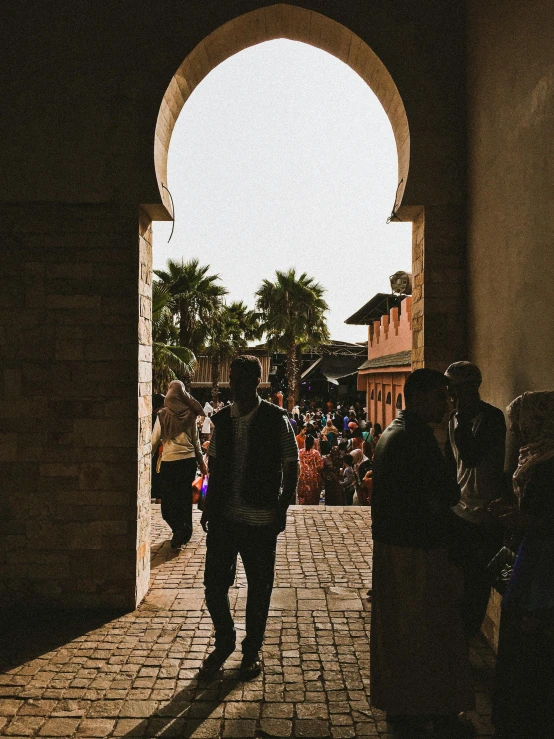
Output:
top-left (346, 293), bottom-right (412, 430)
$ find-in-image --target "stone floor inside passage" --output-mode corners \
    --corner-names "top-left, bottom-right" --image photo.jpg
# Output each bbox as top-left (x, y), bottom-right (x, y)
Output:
top-left (0, 505), bottom-right (495, 738)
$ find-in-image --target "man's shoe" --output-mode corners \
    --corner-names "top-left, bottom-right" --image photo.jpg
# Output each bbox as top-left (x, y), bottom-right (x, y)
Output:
top-left (198, 645), bottom-right (235, 677)
top-left (170, 529), bottom-right (189, 549)
top-left (239, 653), bottom-right (262, 681)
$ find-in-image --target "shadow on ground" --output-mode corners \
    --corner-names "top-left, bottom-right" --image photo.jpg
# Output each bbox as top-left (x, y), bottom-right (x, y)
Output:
top-left (0, 608), bottom-right (126, 672)
top-left (118, 674), bottom-right (241, 739)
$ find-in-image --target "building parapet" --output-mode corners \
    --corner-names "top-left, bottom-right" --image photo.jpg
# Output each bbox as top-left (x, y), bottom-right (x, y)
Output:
top-left (369, 296), bottom-right (412, 360)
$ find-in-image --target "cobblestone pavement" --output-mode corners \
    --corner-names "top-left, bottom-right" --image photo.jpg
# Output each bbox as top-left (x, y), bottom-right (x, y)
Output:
top-left (1, 505), bottom-right (495, 738)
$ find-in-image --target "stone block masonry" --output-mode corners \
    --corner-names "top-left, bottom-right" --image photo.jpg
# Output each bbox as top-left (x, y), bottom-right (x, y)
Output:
top-left (0, 506), bottom-right (497, 738)
top-left (0, 204), bottom-right (151, 609)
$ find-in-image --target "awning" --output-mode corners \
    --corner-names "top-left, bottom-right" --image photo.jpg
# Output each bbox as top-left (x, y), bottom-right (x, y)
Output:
top-left (301, 354), bottom-right (364, 385)
top-left (358, 350), bottom-right (412, 370)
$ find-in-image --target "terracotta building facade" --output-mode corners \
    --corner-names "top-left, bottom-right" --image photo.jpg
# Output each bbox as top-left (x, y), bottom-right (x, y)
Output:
top-left (355, 297), bottom-right (412, 430)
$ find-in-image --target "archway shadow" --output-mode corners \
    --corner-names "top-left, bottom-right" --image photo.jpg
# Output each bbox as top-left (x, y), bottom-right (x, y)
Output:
top-left (0, 607), bottom-right (126, 672)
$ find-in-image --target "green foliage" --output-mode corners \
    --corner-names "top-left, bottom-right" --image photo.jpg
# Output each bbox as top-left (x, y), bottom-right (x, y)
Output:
top-left (204, 301), bottom-right (263, 405)
top-left (152, 281), bottom-right (196, 393)
top-left (154, 258), bottom-right (227, 355)
top-left (255, 268), bottom-right (329, 407)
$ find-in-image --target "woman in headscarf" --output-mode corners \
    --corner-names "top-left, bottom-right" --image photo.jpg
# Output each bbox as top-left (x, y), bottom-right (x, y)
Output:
top-left (319, 439), bottom-right (344, 506)
top-left (350, 448), bottom-right (372, 506)
top-left (151, 381), bottom-right (207, 549)
top-left (297, 435), bottom-right (324, 505)
top-left (321, 418), bottom-right (339, 447)
top-left (491, 391), bottom-right (554, 738)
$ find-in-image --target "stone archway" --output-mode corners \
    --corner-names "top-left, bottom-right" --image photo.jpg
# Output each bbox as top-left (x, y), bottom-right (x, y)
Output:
top-left (136, 6), bottom-right (415, 605)
top-left (151, 4), bottom-right (410, 224)
top-left (0, 0), bottom-right (469, 612)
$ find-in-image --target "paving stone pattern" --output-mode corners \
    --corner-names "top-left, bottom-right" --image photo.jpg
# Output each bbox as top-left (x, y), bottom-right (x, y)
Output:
top-left (1, 505), bottom-right (495, 738)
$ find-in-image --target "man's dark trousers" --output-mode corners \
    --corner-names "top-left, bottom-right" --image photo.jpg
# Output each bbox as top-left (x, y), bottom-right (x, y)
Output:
top-left (204, 517), bottom-right (278, 656)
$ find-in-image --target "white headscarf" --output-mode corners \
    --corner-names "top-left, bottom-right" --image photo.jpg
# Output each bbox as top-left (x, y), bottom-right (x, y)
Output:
top-left (507, 390), bottom-right (554, 500)
top-left (157, 381), bottom-right (204, 442)
top-left (350, 448), bottom-right (368, 472)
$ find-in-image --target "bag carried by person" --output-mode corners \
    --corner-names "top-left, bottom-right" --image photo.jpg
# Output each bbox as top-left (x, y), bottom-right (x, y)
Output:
top-left (487, 545), bottom-right (516, 593)
top-left (196, 475), bottom-right (209, 511)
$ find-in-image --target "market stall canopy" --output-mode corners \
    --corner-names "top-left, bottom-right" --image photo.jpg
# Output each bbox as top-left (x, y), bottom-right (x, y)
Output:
top-left (301, 354), bottom-right (365, 385)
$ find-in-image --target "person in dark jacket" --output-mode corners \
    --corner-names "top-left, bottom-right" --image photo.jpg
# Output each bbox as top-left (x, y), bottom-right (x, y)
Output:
top-left (444, 361), bottom-right (508, 636)
top-left (199, 356), bottom-right (299, 680)
top-left (370, 368), bottom-right (475, 738)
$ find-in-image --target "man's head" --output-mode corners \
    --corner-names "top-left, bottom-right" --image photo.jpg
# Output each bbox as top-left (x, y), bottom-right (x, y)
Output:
top-left (229, 355), bottom-right (261, 404)
top-left (404, 368), bottom-right (450, 424)
top-left (444, 361), bottom-right (482, 410)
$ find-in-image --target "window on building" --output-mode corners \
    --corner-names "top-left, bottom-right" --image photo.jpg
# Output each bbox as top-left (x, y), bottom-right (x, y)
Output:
top-left (386, 392), bottom-right (392, 405)
top-left (396, 393), bottom-right (403, 409)
top-left (377, 390), bottom-right (382, 402)
top-left (370, 389), bottom-right (374, 400)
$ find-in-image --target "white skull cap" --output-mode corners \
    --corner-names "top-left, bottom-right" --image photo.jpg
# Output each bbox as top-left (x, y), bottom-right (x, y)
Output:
top-left (444, 361), bottom-right (482, 387)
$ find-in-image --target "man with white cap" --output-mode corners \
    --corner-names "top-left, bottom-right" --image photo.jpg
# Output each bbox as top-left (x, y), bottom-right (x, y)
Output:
top-left (444, 361), bottom-right (507, 636)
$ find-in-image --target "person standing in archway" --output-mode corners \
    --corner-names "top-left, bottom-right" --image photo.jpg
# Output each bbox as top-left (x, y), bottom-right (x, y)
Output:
top-left (199, 356), bottom-right (299, 681)
top-left (152, 381), bottom-right (207, 549)
top-left (444, 361), bottom-right (508, 637)
top-left (370, 369), bottom-right (474, 737)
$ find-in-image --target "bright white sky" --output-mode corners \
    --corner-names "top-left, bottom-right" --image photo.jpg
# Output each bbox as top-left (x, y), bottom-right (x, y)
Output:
top-left (153, 39), bottom-right (411, 343)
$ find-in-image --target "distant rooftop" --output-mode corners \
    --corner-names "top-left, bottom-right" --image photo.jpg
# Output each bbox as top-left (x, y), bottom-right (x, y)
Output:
top-left (344, 293), bottom-right (403, 325)
top-left (358, 349), bottom-right (412, 370)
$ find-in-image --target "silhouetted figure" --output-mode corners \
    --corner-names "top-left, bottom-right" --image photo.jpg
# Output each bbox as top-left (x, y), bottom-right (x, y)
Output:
top-left (444, 361), bottom-right (507, 636)
top-left (199, 356), bottom-right (299, 681)
top-left (370, 369), bottom-right (474, 738)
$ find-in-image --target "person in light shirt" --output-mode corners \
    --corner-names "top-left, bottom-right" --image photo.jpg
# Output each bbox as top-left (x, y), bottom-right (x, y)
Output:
top-left (151, 381), bottom-right (207, 549)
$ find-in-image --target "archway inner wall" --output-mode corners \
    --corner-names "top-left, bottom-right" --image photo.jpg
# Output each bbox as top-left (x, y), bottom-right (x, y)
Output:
top-left (0, 1), bottom-right (468, 608)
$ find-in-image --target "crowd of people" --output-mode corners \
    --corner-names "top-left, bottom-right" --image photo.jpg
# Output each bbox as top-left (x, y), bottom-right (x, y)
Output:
top-left (150, 357), bottom-right (553, 738)
top-left (289, 401), bottom-right (379, 506)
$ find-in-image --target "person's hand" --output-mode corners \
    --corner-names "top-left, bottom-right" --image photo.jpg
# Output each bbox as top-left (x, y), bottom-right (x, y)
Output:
top-left (499, 509), bottom-right (527, 529)
top-left (487, 498), bottom-right (515, 518)
top-left (201, 510), bottom-right (209, 533)
top-left (199, 461), bottom-right (208, 477)
top-left (276, 509), bottom-right (287, 534)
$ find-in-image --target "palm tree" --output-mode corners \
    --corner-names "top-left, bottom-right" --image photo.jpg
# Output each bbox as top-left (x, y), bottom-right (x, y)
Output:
top-left (153, 258), bottom-right (227, 355)
top-left (152, 281), bottom-right (196, 393)
top-left (204, 301), bottom-right (262, 406)
top-left (255, 268), bottom-right (329, 410)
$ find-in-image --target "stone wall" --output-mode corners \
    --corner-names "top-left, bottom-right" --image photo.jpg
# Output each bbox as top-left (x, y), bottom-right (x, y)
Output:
top-left (411, 207), bottom-right (468, 372)
top-left (467, 0), bottom-right (554, 412)
top-left (0, 204), bottom-right (148, 609)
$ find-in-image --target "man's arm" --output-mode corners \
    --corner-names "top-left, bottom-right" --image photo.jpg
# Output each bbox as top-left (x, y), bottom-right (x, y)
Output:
top-left (453, 408), bottom-right (506, 468)
top-left (444, 419), bottom-right (457, 481)
top-left (277, 415), bottom-right (300, 531)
